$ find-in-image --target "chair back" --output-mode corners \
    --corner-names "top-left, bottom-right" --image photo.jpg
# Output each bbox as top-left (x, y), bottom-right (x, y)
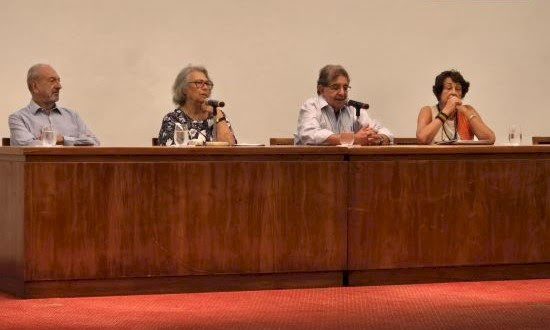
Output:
top-left (393, 137), bottom-right (418, 145)
top-left (532, 136), bottom-right (550, 145)
top-left (269, 137), bottom-right (294, 145)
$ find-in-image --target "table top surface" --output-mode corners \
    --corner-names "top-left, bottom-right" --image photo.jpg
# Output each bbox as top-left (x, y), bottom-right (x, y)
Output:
top-left (1, 145), bottom-right (550, 157)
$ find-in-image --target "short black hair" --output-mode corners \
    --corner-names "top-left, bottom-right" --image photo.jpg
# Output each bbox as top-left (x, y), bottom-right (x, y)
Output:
top-left (432, 70), bottom-right (470, 101)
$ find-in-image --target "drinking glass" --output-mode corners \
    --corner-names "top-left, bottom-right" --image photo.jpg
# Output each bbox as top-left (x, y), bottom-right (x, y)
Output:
top-left (339, 130), bottom-right (355, 146)
top-left (173, 123), bottom-right (189, 147)
top-left (508, 125), bottom-right (522, 146)
top-left (41, 126), bottom-right (56, 147)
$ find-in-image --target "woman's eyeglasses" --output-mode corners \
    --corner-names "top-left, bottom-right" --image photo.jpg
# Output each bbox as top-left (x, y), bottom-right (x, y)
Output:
top-left (189, 80), bottom-right (214, 89)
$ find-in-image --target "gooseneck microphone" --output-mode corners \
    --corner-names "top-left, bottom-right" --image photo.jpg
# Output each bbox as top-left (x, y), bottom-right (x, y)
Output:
top-left (347, 100), bottom-right (369, 110)
top-left (206, 99), bottom-right (225, 108)
top-left (348, 99), bottom-right (370, 117)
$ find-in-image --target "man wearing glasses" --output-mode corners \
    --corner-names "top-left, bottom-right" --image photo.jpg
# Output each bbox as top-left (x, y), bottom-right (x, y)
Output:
top-left (295, 64), bottom-right (392, 145)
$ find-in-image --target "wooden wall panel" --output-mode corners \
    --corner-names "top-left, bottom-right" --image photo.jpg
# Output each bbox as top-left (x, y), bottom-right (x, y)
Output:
top-left (348, 157), bottom-right (550, 270)
top-left (25, 160), bottom-right (347, 280)
top-left (0, 159), bottom-right (24, 295)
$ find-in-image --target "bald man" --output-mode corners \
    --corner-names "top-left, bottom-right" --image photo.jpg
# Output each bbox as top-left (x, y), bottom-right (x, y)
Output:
top-left (9, 64), bottom-right (100, 146)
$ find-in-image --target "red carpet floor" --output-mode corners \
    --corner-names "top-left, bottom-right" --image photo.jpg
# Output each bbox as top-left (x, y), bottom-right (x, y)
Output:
top-left (1, 279), bottom-right (549, 329)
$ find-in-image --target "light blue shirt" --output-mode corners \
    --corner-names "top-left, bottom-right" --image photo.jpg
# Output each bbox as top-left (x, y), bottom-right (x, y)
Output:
top-left (8, 101), bottom-right (100, 146)
top-left (295, 95), bottom-right (393, 145)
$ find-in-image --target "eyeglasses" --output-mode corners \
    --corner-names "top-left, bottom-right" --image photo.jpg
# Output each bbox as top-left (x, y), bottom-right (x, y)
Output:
top-left (327, 84), bottom-right (351, 92)
top-left (188, 80), bottom-right (214, 89)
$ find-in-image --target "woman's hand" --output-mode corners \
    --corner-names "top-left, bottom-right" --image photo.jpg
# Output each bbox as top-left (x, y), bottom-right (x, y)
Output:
top-left (443, 95), bottom-right (462, 116)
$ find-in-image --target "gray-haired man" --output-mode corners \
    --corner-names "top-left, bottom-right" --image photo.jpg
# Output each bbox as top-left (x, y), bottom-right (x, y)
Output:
top-left (9, 64), bottom-right (100, 146)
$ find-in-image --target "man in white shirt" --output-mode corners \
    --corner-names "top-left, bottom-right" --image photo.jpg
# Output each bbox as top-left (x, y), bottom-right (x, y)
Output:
top-left (295, 64), bottom-right (392, 145)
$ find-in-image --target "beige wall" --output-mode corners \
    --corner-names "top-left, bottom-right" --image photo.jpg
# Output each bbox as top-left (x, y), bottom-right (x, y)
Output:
top-left (1, 0), bottom-right (549, 145)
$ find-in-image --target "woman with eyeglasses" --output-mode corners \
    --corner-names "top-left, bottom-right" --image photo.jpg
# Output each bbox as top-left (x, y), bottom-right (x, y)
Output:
top-left (295, 64), bottom-right (393, 145)
top-left (416, 70), bottom-right (495, 144)
top-left (157, 65), bottom-right (236, 146)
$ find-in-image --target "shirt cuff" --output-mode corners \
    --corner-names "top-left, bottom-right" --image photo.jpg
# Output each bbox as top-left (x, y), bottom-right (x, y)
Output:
top-left (63, 136), bottom-right (75, 146)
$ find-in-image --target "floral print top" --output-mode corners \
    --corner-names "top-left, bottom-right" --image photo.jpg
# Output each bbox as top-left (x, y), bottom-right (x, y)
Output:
top-left (158, 108), bottom-right (236, 146)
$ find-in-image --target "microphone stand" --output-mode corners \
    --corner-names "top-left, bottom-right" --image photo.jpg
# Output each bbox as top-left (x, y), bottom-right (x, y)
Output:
top-left (212, 106), bottom-right (218, 142)
top-left (351, 104), bottom-right (361, 131)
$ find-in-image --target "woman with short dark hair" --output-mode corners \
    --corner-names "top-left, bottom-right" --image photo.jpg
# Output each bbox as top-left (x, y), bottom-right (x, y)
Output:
top-left (416, 70), bottom-right (495, 144)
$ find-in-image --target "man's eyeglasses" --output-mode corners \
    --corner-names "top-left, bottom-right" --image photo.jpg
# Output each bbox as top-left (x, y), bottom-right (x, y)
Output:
top-left (189, 80), bottom-right (214, 89)
top-left (327, 84), bottom-right (351, 92)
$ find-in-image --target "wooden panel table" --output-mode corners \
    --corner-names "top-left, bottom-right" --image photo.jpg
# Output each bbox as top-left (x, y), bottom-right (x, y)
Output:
top-left (347, 145), bottom-right (550, 285)
top-left (0, 146), bottom-right (348, 297)
top-left (1, 145), bottom-right (549, 297)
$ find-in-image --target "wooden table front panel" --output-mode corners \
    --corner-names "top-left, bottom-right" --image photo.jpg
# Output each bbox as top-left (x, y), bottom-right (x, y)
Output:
top-left (25, 159), bottom-right (348, 280)
top-left (348, 156), bottom-right (550, 270)
top-left (0, 159), bottom-right (24, 291)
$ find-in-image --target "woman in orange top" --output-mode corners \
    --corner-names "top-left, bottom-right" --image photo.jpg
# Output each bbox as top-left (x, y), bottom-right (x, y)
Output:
top-left (416, 70), bottom-right (495, 144)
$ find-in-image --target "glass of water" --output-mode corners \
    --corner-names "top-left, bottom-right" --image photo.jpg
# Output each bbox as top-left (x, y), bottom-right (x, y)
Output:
top-left (339, 129), bottom-right (355, 146)
top-left (508, 125), bottom-right (522, 146)
top-left (173, 123), bottom-right (189, 147)
top-left (41, 126), bottom-right (56, 147)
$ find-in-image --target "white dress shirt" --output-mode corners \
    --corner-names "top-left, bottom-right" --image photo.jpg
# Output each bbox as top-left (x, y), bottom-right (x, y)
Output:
top-left (295, 95), bottom-right (393, 145)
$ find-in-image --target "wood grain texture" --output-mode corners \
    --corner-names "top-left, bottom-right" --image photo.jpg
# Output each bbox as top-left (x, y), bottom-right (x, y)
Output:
top-left (348, 263), bottom-right (550, 286)
top-left (1, 145), bottom-right (550, 158)
top-left (348, 156), bottom-right (550, 270)
top-left (1, 146), bottom-right (549, 297)
top-left (23, 272), bottom-right (343, 298)
top-left (24, 159), bottom-right (347, 280)
top-left (0, 158), bottom-right (24, 296)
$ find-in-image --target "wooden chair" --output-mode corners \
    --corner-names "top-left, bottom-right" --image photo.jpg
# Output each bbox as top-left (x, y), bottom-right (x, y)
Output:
top-left (393, 137), bottom-right (418, 145)
top-left (2, 138), bottom-right (10, 146)
top-left (269, 137), bottom-right (294, 145)
top-left (532, 136), bottom-right (550, 145)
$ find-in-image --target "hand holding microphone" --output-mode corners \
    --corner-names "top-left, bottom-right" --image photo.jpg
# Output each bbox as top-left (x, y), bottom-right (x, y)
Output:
top-left (205, 98), bottom-right (225, 116)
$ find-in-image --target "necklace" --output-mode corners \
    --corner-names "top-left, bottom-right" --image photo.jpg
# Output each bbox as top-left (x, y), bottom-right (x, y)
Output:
top-left (437, 105), bottom-right (457, 141)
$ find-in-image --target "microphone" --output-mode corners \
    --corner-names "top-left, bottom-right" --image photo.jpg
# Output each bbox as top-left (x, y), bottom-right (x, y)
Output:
top-left (348, 99), bottom-right (369, 118)
top-left (206, 99), bottom-right (225, 108)
top-left (347, 99), bottom-right (369, 110)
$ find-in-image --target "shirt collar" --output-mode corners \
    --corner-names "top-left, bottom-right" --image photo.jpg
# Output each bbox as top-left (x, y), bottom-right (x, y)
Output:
top-left (317, 94), bottom-right (347, 113)
top-left (29, 100), bottom-right (61, 115)
top-left (317, 95), bottom-right (330, 110)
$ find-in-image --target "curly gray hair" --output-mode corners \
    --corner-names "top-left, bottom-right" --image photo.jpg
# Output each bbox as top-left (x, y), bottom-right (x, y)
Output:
top-left (172, 65), bottom-right (211, 106)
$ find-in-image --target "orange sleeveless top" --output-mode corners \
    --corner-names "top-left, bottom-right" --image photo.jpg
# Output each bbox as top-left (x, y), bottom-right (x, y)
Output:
top-left (456, 111), bottom-right (473, 140)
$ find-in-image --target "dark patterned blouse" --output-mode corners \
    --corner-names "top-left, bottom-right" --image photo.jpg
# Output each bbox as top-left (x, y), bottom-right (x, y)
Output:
top-left (157, 108), bottom-right (236, 146)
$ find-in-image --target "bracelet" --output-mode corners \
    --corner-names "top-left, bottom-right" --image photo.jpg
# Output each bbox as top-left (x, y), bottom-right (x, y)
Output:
top-left (435, 114), bottom-right (445, 124)
top-left (439, 112), bottom-right (449, 120)
top-left (468, 114), bottom-right (477, 121)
